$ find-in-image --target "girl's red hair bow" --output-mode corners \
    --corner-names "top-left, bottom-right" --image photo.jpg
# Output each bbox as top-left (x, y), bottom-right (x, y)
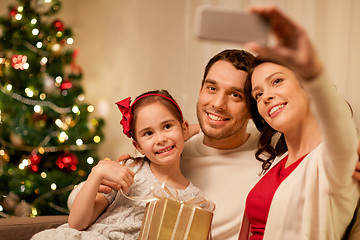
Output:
top-left (115, 97), bottom-right (132, 138)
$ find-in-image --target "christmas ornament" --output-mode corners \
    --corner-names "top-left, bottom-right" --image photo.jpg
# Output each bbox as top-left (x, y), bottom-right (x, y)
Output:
top-left (9, 7), bottom-right (17, 19)
top-left (64, 115), bottom-right (74, 126)
top-left (0, 58), bottom-right (5, 77)
top-left (29, 154), bottom-right (41, 173)
top-left (32, 111), bottom-right (47, 121)
top-left (1, 58), bottom-right (10, 67)
top-left (0, 148), bottom-right (9, 161)
top-left (10, 132), bottom-right (24, 146)
top-left (0, 155), bottom-right (2, 177)
top-left (56, 152), bottom-right (78, 171)
top-left (14, 200), bottom-right (31, 217)
top-left (0, 148), bottom-right (9, 176)
top-left (52, 19), bottom-right (64, 32)
top-left (60, 79), bottom-right (72, 91)
top-left (47, 40), bottom-right (62, 55)
top-left (51, 43), bottom-right (62, 55)
top-left (30, 0), bottom-right (57, 14)
top-left (56, 115), bottom-right (75, 130)
top-left (11, 54), bottom-right (28, 70)
top-left (42, 73), bottom-right (57, 94)
top-left (70, 49), bottom-right (83, 75)
top-left (32, 111), bottom-right (47, 128)
top-left (88, 121), bottom-right (96, 134)
top-left (2, 192), bottom-right (20, 211)
top-left (55, 116), bottom-right (66, 130)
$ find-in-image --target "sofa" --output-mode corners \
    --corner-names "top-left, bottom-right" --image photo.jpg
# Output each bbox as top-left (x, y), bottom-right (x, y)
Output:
top-left (1, 212), bottom-right (359, 240)
top-left (1, 191), bottom-right (359, 240)
top-left (0, 215), bottom-right (68, 240)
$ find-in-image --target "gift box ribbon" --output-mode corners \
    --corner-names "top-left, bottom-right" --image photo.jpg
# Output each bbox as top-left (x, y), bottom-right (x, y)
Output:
top-left (121, 182), bottom-right (215, 211)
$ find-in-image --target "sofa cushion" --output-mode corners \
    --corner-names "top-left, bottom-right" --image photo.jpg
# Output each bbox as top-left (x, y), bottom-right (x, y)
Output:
top-left (0, 215), bottom-right (68, 240)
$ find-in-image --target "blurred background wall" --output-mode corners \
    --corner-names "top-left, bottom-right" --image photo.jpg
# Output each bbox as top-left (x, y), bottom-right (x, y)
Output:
top-left (1, 0), bottom-right (359, 161)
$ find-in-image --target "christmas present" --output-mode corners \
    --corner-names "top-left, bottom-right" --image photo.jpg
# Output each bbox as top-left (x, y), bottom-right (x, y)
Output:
top-left (137, 184), bottom-right (214, 240)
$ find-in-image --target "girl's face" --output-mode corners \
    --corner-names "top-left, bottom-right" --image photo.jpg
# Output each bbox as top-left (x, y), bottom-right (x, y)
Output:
top-left (133, 102), bottom-right (189, 167)
top-left (250, 62), bottom-right (310, 133)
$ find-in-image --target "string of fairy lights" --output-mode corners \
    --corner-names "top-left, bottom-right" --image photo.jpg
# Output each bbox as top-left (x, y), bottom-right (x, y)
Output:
top-left (0, 69), bottom-right (103, 159)
top-left (0, 83), bottom-right (72, 114)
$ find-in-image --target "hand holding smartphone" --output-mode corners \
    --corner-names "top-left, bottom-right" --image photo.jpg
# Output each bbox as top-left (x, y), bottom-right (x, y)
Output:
top-left (194, 6), bottom-right (270, 45)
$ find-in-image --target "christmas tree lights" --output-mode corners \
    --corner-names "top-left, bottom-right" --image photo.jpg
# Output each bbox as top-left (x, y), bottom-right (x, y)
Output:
top-left (0, 0), bottom-right (105, 217)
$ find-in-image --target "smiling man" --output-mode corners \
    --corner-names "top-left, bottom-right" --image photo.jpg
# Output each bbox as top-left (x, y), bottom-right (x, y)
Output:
top-left (181, 49), bottom-right (263, 240)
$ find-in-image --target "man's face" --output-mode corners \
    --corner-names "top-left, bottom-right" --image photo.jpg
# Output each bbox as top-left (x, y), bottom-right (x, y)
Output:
top-left (196, 60), bottom-right (250, 149)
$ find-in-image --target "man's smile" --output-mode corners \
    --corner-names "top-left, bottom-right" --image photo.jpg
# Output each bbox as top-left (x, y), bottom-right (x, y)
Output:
top-left (207, 112), bottom-right (229, 122)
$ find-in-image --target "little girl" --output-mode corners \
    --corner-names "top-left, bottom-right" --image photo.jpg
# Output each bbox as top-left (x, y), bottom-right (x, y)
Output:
top-left (31, 90), bottom-right (204, 240)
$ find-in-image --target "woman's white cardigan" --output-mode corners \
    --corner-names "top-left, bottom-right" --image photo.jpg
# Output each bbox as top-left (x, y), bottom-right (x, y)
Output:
top-left (263, 72), bottom-right (360, 240)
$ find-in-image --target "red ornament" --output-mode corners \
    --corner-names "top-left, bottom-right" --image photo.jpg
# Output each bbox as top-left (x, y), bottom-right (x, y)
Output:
top-left (60, 80), bottom-right (72, 91)
top-left (56, 152), bottom-right (78, 172)
top-left (11, 55), bottom-right (28, 70)
top-left (52, 19), bottom-right (64, 32)
top-left (32, 112), bottom-right (48, 122)
top-left (70, 49), bottom-right (83, 75)
top-left (29, 154), bottom-right (41, 173)
top-left (9, 8), bottom-right (17, 18)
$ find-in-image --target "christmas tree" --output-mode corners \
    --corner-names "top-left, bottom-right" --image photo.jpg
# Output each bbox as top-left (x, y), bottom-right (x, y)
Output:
top-left (0, 0), bottom-right (104, 217)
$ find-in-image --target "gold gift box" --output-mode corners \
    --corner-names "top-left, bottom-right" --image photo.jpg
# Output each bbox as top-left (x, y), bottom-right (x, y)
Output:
top-left (138, 198), bottom-right (213, 240)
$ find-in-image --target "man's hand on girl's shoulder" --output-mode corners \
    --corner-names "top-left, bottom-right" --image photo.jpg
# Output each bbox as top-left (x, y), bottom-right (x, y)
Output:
top-left (353, 143), bottom-right (360, 181)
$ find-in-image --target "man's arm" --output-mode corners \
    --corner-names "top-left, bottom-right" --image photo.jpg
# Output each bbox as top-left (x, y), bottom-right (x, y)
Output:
top-left (187, 123), bottom-right (200, 141)
top-left (352, 142), bottom-right (360, 181)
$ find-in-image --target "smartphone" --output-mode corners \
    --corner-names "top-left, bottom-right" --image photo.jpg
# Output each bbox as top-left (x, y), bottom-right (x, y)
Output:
top-left (194, 6), bottom-right (270, 45)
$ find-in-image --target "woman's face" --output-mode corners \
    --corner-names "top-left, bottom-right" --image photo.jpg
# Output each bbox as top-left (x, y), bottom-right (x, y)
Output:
top-left (250, 62), bottom-right (310, 133)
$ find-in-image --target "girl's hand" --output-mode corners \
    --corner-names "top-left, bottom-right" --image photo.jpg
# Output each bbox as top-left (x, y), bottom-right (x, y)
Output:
top-left (91, 159), bottom-right (135, 193)
top-left (98, 154), bottom-right (132, 193)
top-left (245, 5), bottom-right (322, 81)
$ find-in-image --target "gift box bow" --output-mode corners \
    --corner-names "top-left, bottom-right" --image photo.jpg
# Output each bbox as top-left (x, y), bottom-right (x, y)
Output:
top-left (121, 181), bottom-right (215, 211)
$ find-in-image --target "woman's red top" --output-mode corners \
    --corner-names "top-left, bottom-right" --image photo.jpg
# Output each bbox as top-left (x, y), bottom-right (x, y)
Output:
top-left (244, 154), bottom-right (307, 240)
